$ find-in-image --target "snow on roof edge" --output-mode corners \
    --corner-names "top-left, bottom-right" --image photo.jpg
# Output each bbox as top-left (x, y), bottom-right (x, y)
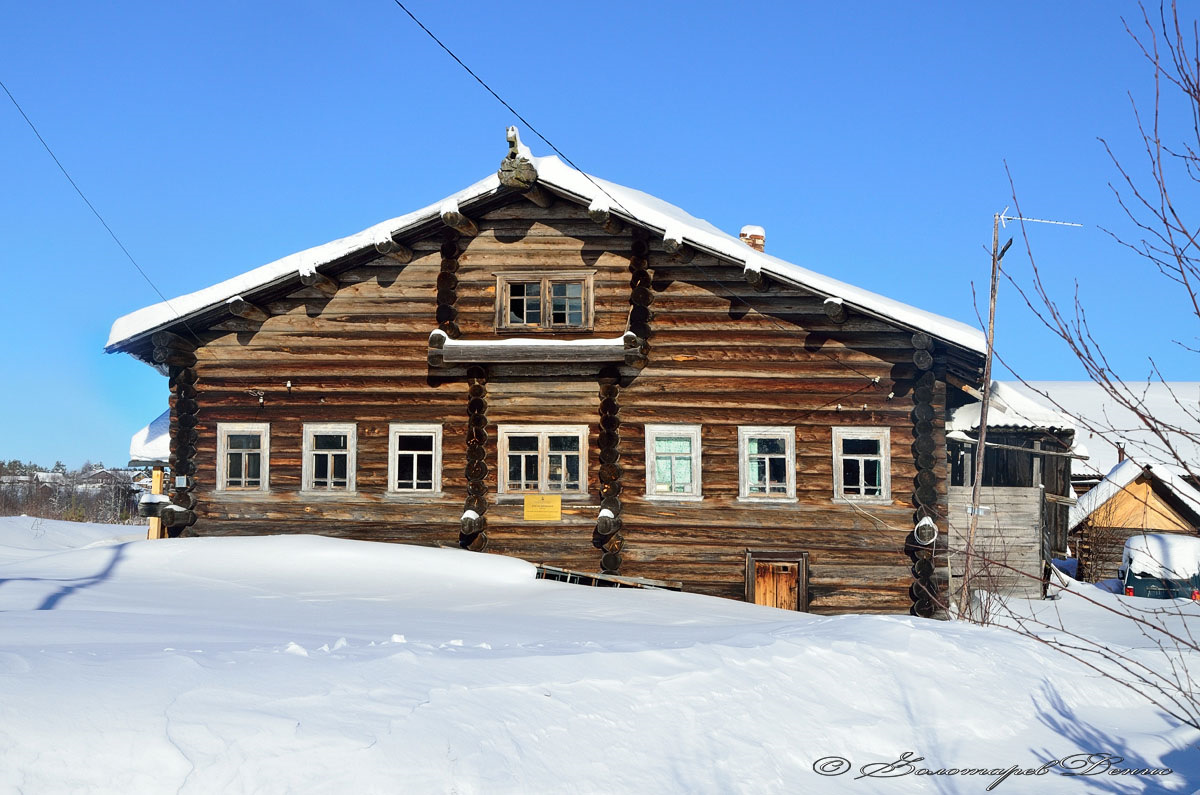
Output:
top-left (129, 409), bottom-right (170, 465)
top-left (107, 148), bottom-right (986, 355)
top-left (1069, 456), bottom-right (1200, 530)
top-left (947, 381), bottom-right (1076, 433)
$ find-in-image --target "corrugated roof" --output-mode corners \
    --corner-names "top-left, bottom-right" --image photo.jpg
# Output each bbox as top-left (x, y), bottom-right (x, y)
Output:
top-left (947, 381), bottom-right (1075, 433)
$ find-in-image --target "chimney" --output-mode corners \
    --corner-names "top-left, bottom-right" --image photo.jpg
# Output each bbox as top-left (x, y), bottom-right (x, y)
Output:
top-left (739, 224), bottom-right (765, 252)
top-left (1117, 443), bottom-right (1125, 463)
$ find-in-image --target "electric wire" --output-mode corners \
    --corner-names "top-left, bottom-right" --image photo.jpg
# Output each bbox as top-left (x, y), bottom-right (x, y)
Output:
top-left (387, 0), bottom-right (886, 394)
top-left (0, 76), bottom-right (198, 343)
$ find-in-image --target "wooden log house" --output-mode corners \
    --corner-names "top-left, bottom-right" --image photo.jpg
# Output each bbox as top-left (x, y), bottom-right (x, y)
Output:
top-left (106, 129), bottom-right (988, 615)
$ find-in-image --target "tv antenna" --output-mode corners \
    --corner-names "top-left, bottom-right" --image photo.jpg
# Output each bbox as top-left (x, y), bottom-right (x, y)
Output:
top-left (999, 207), bottom-right (1083, 228)
top-left (958, 206), bottom-right (1082, 617)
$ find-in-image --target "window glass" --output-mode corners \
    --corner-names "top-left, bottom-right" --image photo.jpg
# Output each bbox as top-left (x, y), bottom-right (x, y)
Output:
top-left (222, 429), bottom-right (268, 492)
top-left (652, 435), bottom-right (694, 494)
top-left (498, 276), bottom-right (590, 330)
top-left (741, 428), bottom-right (794, 499)
top-left (509, 282), bottom-right (541, 325)
top-left (315, 434), bottom-right (346, 451)
top-left (500, 427), bottom-right (587, 494)
top-left (305, 426), bottom-right (354, 491)
top-left (833, 428), bottom-right (890, 500)
top-left (396, 436), bottom-right (433, 452)
top-left (389, 426), bottom-right (441, 492)
top-left (843, 438), bottom-right (879, 456)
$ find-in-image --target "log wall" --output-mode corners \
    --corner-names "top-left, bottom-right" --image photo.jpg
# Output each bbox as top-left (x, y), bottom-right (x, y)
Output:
top-left (187, 198), bottom-right (955, 614)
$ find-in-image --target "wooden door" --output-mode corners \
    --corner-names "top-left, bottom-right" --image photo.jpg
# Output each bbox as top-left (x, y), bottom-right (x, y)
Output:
top-left (754, 561), bottom-right (799, 610)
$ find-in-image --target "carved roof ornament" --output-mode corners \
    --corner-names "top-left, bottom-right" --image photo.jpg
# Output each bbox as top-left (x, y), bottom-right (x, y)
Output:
top-left (497, 126), bottom-right (539, 192)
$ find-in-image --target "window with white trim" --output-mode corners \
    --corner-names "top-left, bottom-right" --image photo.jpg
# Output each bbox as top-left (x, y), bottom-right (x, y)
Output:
top-left (833, 427), bottom-right (891, 501)
top-left (644, 424), bottom-right (703, 499)
top-left (497, 425), bottom-right (588, 494)
top-left (738, 426), bottom-right (796, 500)
top-left (302, 423), bottom-right (356, 493)
top-left (216, 423), bottom-right (270, 492)
top-left (496, 272), bottom-right (594, 330)
top-left (388, 424), bottom-right (442, 493)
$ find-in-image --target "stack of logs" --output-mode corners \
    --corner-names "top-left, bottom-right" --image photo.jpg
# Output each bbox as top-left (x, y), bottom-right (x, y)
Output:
top-left (154, 330), bottom-right (199, 535)
top-left (460, 365), bottom-right (489, 551)
top-left (908, 333), bottom-right (940, 617)
top-left (594, 367), bottom-right (624, 573)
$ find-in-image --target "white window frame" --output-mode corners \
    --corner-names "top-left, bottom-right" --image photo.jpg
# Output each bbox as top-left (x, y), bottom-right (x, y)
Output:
top-left (494, 271), bottom-right (595, 331)
top-left (832, 426), bottom-right (891, 503)
top-left (497, 424), bottom-right (589, 496)
top-left (301, 422), bottom-right (357, 495)
top-left (644, 424), bottom-right (703, 500)
top-left (738, 426), bottom-right (796, 501)
top-left (216, 422), bottom-right (270, 493)
top-left (387, 423), bottom-right (442, 495)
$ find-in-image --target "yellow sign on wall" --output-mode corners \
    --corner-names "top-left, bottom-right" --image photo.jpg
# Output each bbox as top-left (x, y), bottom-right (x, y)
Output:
top-left (523, 494), bottom-right (562, 521)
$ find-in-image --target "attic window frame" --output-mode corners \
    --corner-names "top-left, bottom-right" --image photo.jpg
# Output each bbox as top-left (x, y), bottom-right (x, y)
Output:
top-left (494, 271), bottom-right (595, 332)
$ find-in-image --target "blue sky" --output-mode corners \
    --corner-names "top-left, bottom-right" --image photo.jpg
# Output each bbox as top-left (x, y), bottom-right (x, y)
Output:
top-left (0, 1), bottom-right (1193, 469)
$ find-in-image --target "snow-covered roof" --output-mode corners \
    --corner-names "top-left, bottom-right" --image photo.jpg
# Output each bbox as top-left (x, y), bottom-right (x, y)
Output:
top-left (129, 410), bottom-right (170, 466)
top-left (1070, 456), bottom-right (1200, 531)
top-left (1003, 381), bottom-right (1200, 480)
top-left (106, 139), bottom-right (986, 355)
top-left (1121, 533), bottom-right (1200, 579)
top-left (947, 380), bottom-right (1075, 433)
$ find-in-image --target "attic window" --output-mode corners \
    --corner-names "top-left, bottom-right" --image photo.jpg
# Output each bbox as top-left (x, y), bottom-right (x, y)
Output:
top-left (496, 272), bottom-right (594, 331)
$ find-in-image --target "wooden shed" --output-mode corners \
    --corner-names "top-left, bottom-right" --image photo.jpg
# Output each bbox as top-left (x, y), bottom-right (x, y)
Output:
top-left (1070, 457), bottom-right (1200, 581)
top-left (944, 381), bottom-right (1078, 599)
top-left (105, 130), bottom-right (987, 616)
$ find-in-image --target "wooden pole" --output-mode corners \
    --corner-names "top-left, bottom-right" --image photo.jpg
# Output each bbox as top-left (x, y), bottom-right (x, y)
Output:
top-left (147, 465), bottom-right (164, 540)
top-left (960, 213), bottom-right (1004, 617)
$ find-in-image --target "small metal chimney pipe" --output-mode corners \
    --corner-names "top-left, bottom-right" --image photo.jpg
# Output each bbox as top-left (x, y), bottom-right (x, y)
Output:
top-left (739, 225), bottom-right (765, 252)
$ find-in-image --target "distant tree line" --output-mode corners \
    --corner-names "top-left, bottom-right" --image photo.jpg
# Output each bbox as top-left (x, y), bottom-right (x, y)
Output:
top-left (0, 459), bottom-right (148, 524)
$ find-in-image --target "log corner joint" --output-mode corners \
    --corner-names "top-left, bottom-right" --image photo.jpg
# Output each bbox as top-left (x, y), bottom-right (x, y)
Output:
top-left (374, 230), bottom-right (413, 263)
top-left (662, 230), bottom-right (695, 263)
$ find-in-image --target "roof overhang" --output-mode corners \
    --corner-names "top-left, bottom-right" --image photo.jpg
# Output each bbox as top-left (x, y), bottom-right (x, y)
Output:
top-left (106, 136), bottom-right (987, 369)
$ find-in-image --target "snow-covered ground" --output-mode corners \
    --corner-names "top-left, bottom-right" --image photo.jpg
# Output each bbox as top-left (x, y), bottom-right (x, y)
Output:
top-left (0, 516), bottom-right (1196, 793)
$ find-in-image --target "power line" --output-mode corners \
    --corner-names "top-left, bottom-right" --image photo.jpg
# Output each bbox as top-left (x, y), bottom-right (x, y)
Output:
top-left (0, 76), bottom-right (193, 338)
top-left (387, 1), bottom-right (886, 393)
top-left (388, 0), bottom-right (634, 219)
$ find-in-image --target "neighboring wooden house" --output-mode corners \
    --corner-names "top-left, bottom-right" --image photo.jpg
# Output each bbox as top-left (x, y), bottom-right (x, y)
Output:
top-left (1069, 457), bottom-right (1200, 581)
top-left (944, 381), bottom-right (1077, 599)
top-left (104, 130), bottom-right (988, 616)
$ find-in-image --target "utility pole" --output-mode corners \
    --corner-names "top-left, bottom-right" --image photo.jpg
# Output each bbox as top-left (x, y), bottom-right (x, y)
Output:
top-left (959, 213), bottom-right (1010, 616)
top-left (957, 208), bottom-right (1080, 618)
